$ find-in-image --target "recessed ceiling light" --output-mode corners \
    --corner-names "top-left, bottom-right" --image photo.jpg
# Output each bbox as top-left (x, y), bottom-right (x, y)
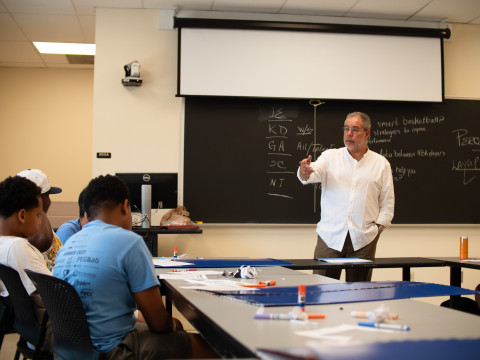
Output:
top-left (33, 42), bottom-right (96, 55)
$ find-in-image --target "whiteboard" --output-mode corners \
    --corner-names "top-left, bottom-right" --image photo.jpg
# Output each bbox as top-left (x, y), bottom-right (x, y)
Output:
top-left (179, 28), bottom-right (443, 102)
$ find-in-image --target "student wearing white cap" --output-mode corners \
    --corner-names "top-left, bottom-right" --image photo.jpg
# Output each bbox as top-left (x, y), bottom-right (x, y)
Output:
top-left (17, 169), bottom-right (63, 270)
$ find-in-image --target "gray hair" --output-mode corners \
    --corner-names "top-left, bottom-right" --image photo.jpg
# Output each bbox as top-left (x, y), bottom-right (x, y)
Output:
top-left (346, 112), bottom-right (371, 130)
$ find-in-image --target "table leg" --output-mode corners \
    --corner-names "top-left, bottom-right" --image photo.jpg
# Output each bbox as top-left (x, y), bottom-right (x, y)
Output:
top-left (450, 266), bottom-right (461, 287)
top-left (449, 266), bottom-right (462, 308)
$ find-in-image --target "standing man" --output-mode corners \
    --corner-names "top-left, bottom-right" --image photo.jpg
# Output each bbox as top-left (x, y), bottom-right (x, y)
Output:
top-left (298, 112), bottom-right (394, 282)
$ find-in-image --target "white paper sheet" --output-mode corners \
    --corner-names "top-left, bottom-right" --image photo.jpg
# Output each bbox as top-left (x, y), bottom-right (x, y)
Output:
top-left (152, 258), bottom-right (194, 267)
top-left (159, 273), bottom-right (209, 280)
top-left (180, 279), bottom-right (261, 291)
top-left (316, 258), bottom-right (372, 264)
top-left (158, 270), bottom-right (224, 280)
top-left (296, 323), bottom-right (394, 341)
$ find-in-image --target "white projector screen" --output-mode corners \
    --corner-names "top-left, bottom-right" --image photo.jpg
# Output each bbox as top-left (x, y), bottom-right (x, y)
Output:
top-left (178, 28), bottom-right (443, 102)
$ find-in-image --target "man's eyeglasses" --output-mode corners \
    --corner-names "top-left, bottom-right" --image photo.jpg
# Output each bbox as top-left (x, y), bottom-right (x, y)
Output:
top-left (342, 126), bottom-right (366, 134)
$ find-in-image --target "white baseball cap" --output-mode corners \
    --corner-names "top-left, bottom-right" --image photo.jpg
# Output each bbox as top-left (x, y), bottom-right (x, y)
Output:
top-left (17, 169), bottom-right (62, 195)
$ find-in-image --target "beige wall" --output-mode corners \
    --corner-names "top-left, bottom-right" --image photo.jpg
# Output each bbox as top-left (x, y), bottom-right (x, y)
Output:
top-left (0, 67), bottom-right (93, 202)
top-left (0, 10), bottom-right (479, 303)
top-left (444, 23), bottom-right (480, 98)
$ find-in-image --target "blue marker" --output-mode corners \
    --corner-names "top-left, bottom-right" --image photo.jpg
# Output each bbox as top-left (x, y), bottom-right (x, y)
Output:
top-left (358, 321), bottom-right (410, 331)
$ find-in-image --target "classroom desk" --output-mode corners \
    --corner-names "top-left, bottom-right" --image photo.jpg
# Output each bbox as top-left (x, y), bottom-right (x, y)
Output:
top-left (281, 257), bottom-right (447, 281)
top-left (132, 226), bottom-right (202, 257)
top-left (158, 267), bottom-right (480, 359)
top-left (428, 257), bottom-right (480, 287)
top-left (157, 266), bottom-right (338, 314)
top-left (158, 267), bottom-right (338, 357)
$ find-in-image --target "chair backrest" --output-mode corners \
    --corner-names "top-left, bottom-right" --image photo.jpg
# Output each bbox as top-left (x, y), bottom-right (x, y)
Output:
top-left (0, 295), bottom-right (17, 350)
top-left (0, 264), bottom-right (47, 348)
top-left (25, 270), bottom-right (105, 360)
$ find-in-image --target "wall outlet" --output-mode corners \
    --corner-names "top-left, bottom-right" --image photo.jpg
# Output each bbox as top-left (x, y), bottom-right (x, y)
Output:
top-left (410, 271), bottom-right (415, 281)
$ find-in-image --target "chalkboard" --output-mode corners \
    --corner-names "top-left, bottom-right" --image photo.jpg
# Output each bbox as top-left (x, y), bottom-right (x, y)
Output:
top-left (184, 97), bottom-right (480, 224)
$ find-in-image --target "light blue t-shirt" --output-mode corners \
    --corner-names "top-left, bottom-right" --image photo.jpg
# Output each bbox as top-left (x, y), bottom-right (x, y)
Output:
top-left (56, 218), bottom-right (81, 244)
top-left (53, 220), bottom-right (159, 352)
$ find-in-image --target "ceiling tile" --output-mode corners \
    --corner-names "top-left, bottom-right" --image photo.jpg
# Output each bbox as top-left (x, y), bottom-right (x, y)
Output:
top-left (79, 15), bottom-right (96, 43)
top-left (13, 14), bottom-right (86, 42)
top-left (1, 0), bottom-right (75, 15)
top-left (213, 0), bottom-right (285, 14)
top-left (411, 0), bottom-right (480, 23)
top-left (71, 0), bottom-right (95, 16)
top-left (72, 0), bottom-right (143, 16)
top-left (40, 53), bottom-right (70, 64)
top-left (347, 0), bottom-right (431, 20)
top-left (144, 0), bottom-right (213, 11)
top-left (280, 0), bottom-right (358, 16)
top-left (0, 41), bottom-right (43, 63)
top-left (1, 0), bottom-right (480, 69)
top-left (0, 13), bottom-right (29, 41)
top-left (470, 15), bottom-right (480, 24)
top-left (45, 62), bottom-right (93, 68)
top-left (0, 62), bottom-right (46, 67)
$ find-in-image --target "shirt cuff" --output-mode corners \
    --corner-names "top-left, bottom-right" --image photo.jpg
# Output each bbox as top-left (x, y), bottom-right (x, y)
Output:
top-left (297, 168), bottom-right (309, 184)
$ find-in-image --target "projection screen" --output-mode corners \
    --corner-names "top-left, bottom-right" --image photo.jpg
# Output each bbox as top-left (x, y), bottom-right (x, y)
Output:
top-left (178, 27), bottom-right (444, 102)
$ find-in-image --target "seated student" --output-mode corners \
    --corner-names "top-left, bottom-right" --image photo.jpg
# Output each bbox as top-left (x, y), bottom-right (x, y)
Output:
top-left (17, 169), bottom-right (63, 270)
top-left (0, 175), bottom-right (53, 351)
top-left (56, 188), bottom-right (88, 245)
top-left (53, 175), bottom-right (217, 359)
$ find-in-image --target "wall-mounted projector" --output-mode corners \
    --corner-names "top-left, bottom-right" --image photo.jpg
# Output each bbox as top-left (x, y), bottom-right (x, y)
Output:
top-left (122, 77), bottom-right (143, 86)
top-left (122, 60), bottom-right (142, 86)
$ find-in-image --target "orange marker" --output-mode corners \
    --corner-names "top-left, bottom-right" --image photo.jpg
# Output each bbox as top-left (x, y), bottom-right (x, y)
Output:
top-left (307, 314), bottom-right (326, 319)
top-left (259, 280), bottom-right (276, 286)
top-left (171, 269), bottom-right (197, 272)
top-left (239, 283), bottom-right (267, 288)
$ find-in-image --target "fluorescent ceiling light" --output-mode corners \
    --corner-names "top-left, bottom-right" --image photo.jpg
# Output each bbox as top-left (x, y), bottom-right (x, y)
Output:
top-left (33, 42), bottom-right (96, 55)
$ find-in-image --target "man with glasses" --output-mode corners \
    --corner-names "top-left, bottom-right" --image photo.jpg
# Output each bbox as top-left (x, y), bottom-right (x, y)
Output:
top-left (298, 112), bottom-right (394, 282)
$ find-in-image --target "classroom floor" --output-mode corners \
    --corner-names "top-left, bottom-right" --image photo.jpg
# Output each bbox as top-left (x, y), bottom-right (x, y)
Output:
top-left (0, 333), bottom-right (19, 359)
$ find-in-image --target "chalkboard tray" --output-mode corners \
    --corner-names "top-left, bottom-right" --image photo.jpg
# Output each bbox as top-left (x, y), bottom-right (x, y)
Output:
top-left (184, 97), bottom-right (480, 224)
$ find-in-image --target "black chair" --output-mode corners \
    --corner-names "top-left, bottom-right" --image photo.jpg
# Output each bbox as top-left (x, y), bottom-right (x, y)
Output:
top-left (441, 296), bottom-right (480, 316)
top-left (0, 295), bottom-right (17, 351)
top-left (25, 270), bottom-right (105, 360)
top-left (0, 264), bottom-right (51, 360)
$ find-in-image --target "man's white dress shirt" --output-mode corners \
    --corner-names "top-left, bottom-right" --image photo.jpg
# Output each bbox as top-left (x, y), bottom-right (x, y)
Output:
top-left (298, 147), bottom-right (394, 251)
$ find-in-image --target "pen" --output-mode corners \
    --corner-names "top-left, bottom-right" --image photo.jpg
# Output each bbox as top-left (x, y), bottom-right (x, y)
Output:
top-left (351, 311), bottom-right (399, 320)
top-left (254, 313), bottom-right (292, 320)
top-left (358, 321), bottom-right (410, 331)
top-left (171, 269), bottom-right (197, 272)
top-left (254, 313), bottom-right (325, 320)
